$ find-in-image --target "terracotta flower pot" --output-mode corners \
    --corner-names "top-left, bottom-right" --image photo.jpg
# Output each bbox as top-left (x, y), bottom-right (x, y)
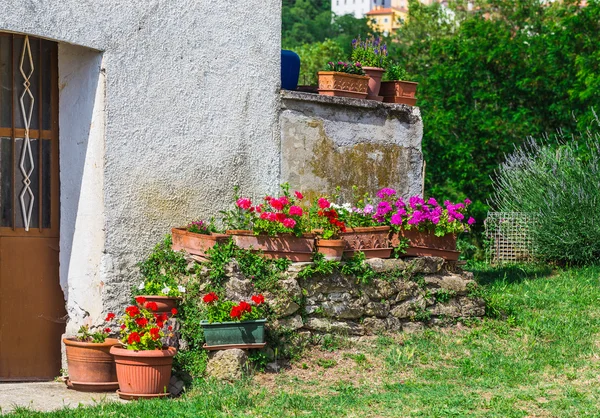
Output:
top-left (341, 226), bottom-right (392, 259)
top-left (110, 346), bottom-right (177, 400)
top-left (138, 296), bottom-right (181, 314)
top-left (362, 67), bottom-right (385, 101)
top-left (380, 80), bottom-right (419, 105)
top-left (317, 71), bottom-right (369, 99)
top-left (171, 227), bottom-right (229, 259)
top-left (390, 229), bottom-right (459, 261)
top-left (63, 337), bottom-right (120, 392)
top-left (226, 230), bottom-right (315, 262)
top-left (316, 239), bottom-right (346, 261)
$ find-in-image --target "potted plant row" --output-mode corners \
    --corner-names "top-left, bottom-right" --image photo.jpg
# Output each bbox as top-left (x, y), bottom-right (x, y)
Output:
top-left (171, 219), bottom-right (229, 260)
top-left (351, 35), bottom-right (389, 101)
top-left (200, 292), bottom-right (267, 349)
top-left (380, 64), bottom-right (419, 106)
top-left (317, 61), bottom-right (369, 99)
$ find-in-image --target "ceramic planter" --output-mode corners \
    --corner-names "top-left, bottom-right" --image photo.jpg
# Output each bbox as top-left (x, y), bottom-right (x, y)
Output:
top-left (341, 226), bottom-right (392, 259)
top-left (391, 229), bottom-right (459, 261)
top-left (110, 346), bottom-right (177, 400)
top-left (171, 227), bottom-right (229, 259)
top-left (317, 71), bottom-right (369, 99)
top-left (137, 296), bottom-right (181, 314)
top-left (226, 230), bottom-right (315, 262)
top-left (201, 319), bottom-right (267, 347)
top-left (362, 67), bottom-right (385, 101)
top-left (380, 80), bottom-right (418, 106)
top-left (316, 238), bottom-right (346, 261)
top-left (63, 338), bottom-right (120, 392)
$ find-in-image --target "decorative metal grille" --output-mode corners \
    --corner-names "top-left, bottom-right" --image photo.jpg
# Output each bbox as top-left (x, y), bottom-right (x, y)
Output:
top-left (484, 212), bottom-right (536, 263)
top-left (19, 36), bottom-right (35, 231)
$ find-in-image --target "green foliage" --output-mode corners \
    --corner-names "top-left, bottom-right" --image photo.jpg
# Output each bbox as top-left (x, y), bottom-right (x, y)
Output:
top-left (383, 63), bottom-right (412, 82)
top-left (433, 289), bottom-right (456, 303)
top-left (297, 252), bottom-right (340, 279)
top-left (248, 350), bottom-right (270, 372)
top-left (315, 358), bottom-right (337, 369)
top-left (340, 251), bottom-right (376, 284)
top-left (411, 306), bottom-right (431, 322)
top-left (219, 186), bottom-right (254, 231)
top-left (295, 40), bottom-right (346, 85)
top-left (388, 0), bottom-right (600, 226)
top-left (135, 235), bottom-right (187, 297)
top-left (75, 325), bottom-right (108, 344)
top-left (491, 128), bottom-right (600, 265)
top-left (203, 298), bottom-right (266, 323)
top-left (392, 237), bottom-right (409, 259)
top-left (324, 61), bottom-right (365, 75)
top-left (186, 219), bottom-right (218, 235)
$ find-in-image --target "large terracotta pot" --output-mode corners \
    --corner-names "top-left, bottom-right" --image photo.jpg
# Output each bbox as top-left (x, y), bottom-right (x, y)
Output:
top-left (316, 239), bottom-right (346, 261)
top-left (380, 80), bottom-right (418, 105)
top-left (341, 226), bottom-right (392, 259)
top-left (226, 230), bottom-right (315, 262)
top-left (391, 229), bottom-right (459, 261)
top-left (171, 227), bottom-right (229, 259)
top-left (138, 296), bottom-right (181, 314)
top-left (63, 337), bottom-right (120, 392)
top-left (362, 67), bottom-right (385, 101)
top-left (317, 71), bottom-right (369, 99)
top-left (110, 346), bottom-right (177, 400)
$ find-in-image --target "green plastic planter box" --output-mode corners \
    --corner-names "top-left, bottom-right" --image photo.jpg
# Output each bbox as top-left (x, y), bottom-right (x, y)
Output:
top-left (201, 319), bottom-right (267, 347)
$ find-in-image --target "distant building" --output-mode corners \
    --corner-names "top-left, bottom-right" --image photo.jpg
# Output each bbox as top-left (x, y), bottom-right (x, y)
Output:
top-left (332, 0), bottom-right (408, 19)
top-left (366, 6), bottom-right (407, 35)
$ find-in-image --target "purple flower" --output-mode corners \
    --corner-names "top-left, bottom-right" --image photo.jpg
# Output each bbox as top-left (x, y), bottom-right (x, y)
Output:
top-left (376, 201), bottom-right (392, 215)
top-left (395, 198), bottom-right (406, 208)
top-left (444, 200), bottom-right (451, 207)
top-left (467, 217), bottom-right (476, 225)
top-left (464, 198), bottom-right (472, 205)
top-left (363, 204), bottom-right (374, 214)
top-left (377, 188), bottom-right (397, 199)
top-left (409, 196), bottom-right (425, 209)
top-left (390, 213), bottom-right (403, 225)
top-left (427, 198), bottom-right (438, 206)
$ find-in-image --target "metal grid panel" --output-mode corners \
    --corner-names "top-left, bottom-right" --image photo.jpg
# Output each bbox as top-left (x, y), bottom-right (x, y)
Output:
top-left (484, 212), bottom-right (536, 263)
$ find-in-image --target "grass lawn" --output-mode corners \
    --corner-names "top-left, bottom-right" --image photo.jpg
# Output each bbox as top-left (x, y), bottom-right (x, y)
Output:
top-left (7, 264), bottom-right (600, 417)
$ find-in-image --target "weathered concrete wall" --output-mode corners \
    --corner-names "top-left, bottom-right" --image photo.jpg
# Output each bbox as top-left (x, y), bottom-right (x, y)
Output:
top-left (280, 91), bottom-right (424, 201)
top-left (0, 1), bottom-right (281, 333)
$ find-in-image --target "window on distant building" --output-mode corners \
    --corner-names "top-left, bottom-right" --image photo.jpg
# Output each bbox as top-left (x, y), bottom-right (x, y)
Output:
top-left (384, 17), bottom-right (388, 22)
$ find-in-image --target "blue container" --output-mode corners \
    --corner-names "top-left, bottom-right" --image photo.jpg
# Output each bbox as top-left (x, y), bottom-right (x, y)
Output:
top-left (281, 50), bottom-right (300, 91)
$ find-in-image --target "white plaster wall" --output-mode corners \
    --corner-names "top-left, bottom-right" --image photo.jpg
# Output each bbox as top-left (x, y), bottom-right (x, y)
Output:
top-left (0, 1), bottom-right (282, 326)
top-left (332, 0), bottom-right (374, 18)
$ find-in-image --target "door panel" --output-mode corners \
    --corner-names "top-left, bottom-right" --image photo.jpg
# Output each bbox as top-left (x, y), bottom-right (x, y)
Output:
top-left (0, 33), bottom-right (63, 380)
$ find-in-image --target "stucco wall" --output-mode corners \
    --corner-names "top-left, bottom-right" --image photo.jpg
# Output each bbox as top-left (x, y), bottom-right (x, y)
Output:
top-left (280, 91), bottom-right (424, 202)
top-left (0, 1), bottom-right (282, 332)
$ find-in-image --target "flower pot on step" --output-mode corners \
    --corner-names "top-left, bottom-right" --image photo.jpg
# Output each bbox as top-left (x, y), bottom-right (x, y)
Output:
top-left (317, 71), bottom-right (369, 99)
top-left (380, 80), bottom-right (418, 105)
top-left (316, 238), bottom-right (346, 261)
top-left (137, 296), bottom-right (181, 315)
top-left (362, 67), bottom-right (385, 101)
top-left (226, 230), bottom-right (315, 262)
top-left (341, 226), bottom-right (392, 259)
top-left (391, 229), bottom-right (459, 260)
top-left (110, 346), bottom-right (177, 400)
top-left (201, 319), bottom-right (267, 347)
top-left (171, 227), bottom-right (229, 259)
top-left (63, 338), bottom-right (120, 392)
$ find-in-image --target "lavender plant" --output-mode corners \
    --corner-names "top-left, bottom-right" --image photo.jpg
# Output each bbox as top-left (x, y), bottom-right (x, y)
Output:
top-left (491, 114), bottom-right (600, 265)
top-left (351, 36), bottom-right (389, 68)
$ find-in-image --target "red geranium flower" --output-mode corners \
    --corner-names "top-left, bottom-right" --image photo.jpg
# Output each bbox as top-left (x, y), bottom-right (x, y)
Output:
top-left (318, 198), bottom-right (330, 209)
top-left (128, 332), bottom-right (141, 344)
top-left (104, 328), bottom-right (111, 333)
top-left (276, 212), bottom-right (287, 222)
top-left (294, 191), bottom-right (303, 200)
top-left (171, 308), bottom-right (178, 316)
top-left (168, 326), bottom-right (173, 331)
top-left (270, 198), bottom-right (285, 211)
top-left (239, 301), bottom-right (252, 313)
top-left (149, 327), bottom-right (161, 341)
top-left (120, 324), bottom-right (126, 330)
top-left (203, 292), bottom-right (218, 303)
top-left (230, 305), bottom-right (242, 319)
top-left (135, 317), bottom-right (148, 327)
top-left (125, 305), bottom-right (140, 318)
top-left (251, 294), bottom-right (265, 305)
top-left (105, 312), bottom-right (115, 321)
top-left (135, 296), bottom-right (146, 305)
top-left (145, 301), bottom-right (158, 312)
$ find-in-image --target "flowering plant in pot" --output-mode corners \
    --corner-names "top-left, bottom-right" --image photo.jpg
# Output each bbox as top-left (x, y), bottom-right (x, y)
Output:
top-left (380, 63), bottom-right (419, 105)
top-left (223, 184), bottom-right (315, 261)
top-left (109, 297), bottom-right (177, 400)
top-left (318, 61), bottom-right (370, 99)
top-left (134, 237), bottom-right (187, 313)
top-left (373, 187), bottom-right (475, 260)
top-left (310, 197), bottom-right (347, 261)
top-left (171, 219), bottom-right (229, 259)
top-left (351, 36), bottom-right (389, 100)
top-left (200, 292), bottom-right (267, 348)
top-left (63, 313), bottom-right (120, 392)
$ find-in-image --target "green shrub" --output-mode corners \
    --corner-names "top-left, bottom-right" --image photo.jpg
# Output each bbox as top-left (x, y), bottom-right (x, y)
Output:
top-left (491, 120), bottom-right (600, 265)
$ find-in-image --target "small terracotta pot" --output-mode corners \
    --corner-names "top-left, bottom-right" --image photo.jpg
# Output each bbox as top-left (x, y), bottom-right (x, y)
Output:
top-left (316, 239), bottom-right (346, 261)
top-left (110, 346), bottom-right (177, 400)
top-left (63, 337), bottom-right (120, 392)
top-left (380, 80), bottom-right (419, 105)
top-left (362, 67), bottom-right (385, 101)
top-left (225, 230), bottom-right (316, 262)
top-left (171, 227), bottom-right (229, 258)
top-left (139, 296), bottom-right (181, 314)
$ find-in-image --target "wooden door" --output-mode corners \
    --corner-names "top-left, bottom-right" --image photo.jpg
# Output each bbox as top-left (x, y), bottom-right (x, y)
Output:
top-left (0, 34), bottom-right (64, 380)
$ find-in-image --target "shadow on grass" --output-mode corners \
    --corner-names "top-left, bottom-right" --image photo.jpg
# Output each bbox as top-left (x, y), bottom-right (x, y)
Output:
top-left (464, 261), bottom-right (554, 287)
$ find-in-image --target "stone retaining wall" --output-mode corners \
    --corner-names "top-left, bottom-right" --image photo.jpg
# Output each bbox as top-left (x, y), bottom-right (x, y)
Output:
top-left (198, 256), bottom-right (485, 336)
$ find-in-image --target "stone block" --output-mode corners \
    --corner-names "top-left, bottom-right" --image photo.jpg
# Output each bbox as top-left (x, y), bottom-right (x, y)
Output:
top-left (304, 317), bottom-right (364, 335)
top-left (364, 301), bottom-right (390, 318)
top-left (206, 349), bottom-right (249, 381)
top-left (272, 314), bottom-right (304, 331)
top-left (459, 296), bottom-right (486, 317)
top-left (225, 276), bottom-right (253, 302)
top-left (322, 301), bottom-right (364, 319)
top-left (366, 258), bottom-right (407, 273)
top-left (424, 273), bottom-right (471, 294)
top-left (405, 257), bottom-right (444, 274)
top-left (428, 301), bottom-right (462, 318)
top-left (303, 272), bottom-right (357, 297)
top-left (280, 278), bottom-right (303, 299)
